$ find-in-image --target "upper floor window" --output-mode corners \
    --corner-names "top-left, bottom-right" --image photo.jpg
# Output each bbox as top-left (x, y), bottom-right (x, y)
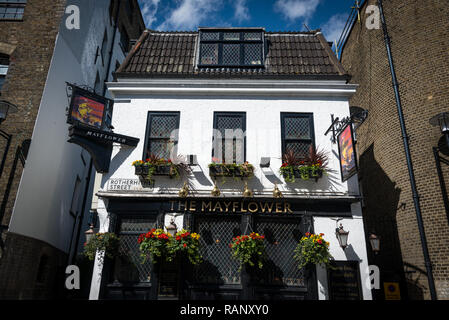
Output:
top-left (143, 112), bottom-right (180, 160)
top-left (0, 0), bottom-right (27, 20)
top-left (0, 53), bottom-right (9, 94)
top-left (281, 113), bottom-right (315, 160)
top-left (198, 29), bottom-right (264, 68)
top-left (212, 112), bottom-right (246, 164)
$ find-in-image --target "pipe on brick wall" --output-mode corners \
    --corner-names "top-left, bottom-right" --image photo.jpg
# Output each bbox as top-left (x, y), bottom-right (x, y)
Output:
top-left (377, 0), bottom-right (437, 300)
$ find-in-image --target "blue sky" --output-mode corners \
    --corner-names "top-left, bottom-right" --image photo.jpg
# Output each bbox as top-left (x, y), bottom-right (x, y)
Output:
top-left (137, 0), bottom-right (356, 44)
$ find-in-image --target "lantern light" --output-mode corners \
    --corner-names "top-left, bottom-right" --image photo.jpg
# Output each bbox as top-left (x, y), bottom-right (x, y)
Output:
top-left (335, 223), bottom-right (349, 249)
top-left (369, 233), bottom-right (380, 254)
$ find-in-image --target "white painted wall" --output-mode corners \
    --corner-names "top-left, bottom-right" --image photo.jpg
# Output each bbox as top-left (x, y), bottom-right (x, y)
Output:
top-left (8, 0), bottom-right (128, 253)
top-left (101, 91), bottom-right (354, 196)
top-left (87, 80), bottom-right (372, 300)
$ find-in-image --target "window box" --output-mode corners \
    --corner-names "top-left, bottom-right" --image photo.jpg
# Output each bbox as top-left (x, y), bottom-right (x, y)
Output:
top-left (132, 156), bottom-right (187, 182)
top-left (208, 162), bottom-right (254, 179)
top-left (280, 165), bottom-right (324, 183)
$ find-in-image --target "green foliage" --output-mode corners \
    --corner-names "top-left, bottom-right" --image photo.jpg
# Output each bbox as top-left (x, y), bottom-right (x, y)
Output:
top-left (229, 233), bottom-right (266, 271)
top-left (83, 232), bottom-right (120, 262)
top-left (138, 228), bottom-right (172, 263)
top-left (138, 228), bottom-right (202, 265)
top-left (166, 229), bottom-right (202, 265)
top-left (293, 233), bottom-right (333, 269)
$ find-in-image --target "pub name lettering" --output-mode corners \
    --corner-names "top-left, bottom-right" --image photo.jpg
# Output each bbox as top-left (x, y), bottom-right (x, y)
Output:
top-left (170, 200), bottom-right (293, 214)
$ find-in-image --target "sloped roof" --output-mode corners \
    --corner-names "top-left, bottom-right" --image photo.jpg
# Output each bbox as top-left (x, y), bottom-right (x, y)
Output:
top-left (115, 29), bottom-right (349, 79)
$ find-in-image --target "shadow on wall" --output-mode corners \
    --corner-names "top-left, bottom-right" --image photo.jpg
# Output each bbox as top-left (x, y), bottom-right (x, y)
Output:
top-left (359, 143), bottom-right (421, 300)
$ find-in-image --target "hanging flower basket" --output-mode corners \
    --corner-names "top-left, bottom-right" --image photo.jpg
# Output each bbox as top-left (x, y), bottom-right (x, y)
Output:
top-left (138, 228), bottom-right (173, 263)
top-left (83, 232), bottom-right (120, 263)
top-left (166, 229), bottom-right (203, 265)
top-left (293, 232), bottom-right (333, 269)
top-left (229, 232), bottom-right (266, 271)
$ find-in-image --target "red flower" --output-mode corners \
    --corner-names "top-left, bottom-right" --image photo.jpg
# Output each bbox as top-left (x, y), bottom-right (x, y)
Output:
top-left (176, 236), bottom-right (181, 241)
top-left (183, 243), bottom-right (187, 248)
top-left (305, 232), bottom-right (310, 236)
top-left (317, 239), bottom-right (323, 244)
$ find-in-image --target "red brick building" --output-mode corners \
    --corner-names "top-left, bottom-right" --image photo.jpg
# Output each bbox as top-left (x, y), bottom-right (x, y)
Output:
top-left (340, 0), bottom-right (449, 299)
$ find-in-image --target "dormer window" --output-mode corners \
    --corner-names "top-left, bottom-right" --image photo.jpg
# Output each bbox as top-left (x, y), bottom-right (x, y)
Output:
top-left (198, 28), bottom-right (265, 68)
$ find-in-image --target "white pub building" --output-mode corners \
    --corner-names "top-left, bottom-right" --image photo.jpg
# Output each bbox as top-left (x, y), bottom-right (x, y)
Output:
top-left (88, 27), bottom-right (372, 300)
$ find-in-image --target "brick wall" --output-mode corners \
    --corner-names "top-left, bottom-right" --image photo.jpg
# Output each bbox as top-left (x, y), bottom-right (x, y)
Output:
top-left (341, 0), bottom-right (449, 299)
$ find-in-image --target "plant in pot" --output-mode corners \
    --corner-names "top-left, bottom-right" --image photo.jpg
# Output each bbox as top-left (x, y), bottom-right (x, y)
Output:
top-left (279, 146), bottom-right (329, 182)
top-left (166, 229), bottom-right (202, 265)
top-left (138, 228), bottom-right (173, 263)
top-left (132, 154), bottom-right (191, 182)
top-left (209, 158), bottom-right (255, 180)
top-left (293, 232), bottom-right (334, 269)
top-left (83, 232), bottom-right (120, 264)
top-left (229, 232), bottom-right (266, 271)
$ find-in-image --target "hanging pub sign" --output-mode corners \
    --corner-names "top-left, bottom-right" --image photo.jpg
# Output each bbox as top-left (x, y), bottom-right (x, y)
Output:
top-left (337, 123), bottom-right (358, 182)
top-left (66, 83), bottom-right (112, 131)
top-left (66, 83), bottom-right (139, 173)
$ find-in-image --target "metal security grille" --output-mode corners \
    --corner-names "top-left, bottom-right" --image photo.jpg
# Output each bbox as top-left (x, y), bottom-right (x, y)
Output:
top-left (145, 112), bottom-right (179, 160)
top-left (199, 43), bottom-right (219, 65)
top-left (213, 112), bottom-right (245, 164)
top-left (244, 44), bottom-right (262, 65)
top-left (199, 29), bottom-right (264, 67)
top-left (222, 44), bottom-right (240, 65)
top-left (113, 217), bottom-right (157, 283)
top-left (252, 218), bottom-right (306, 287)
top-left (193, 216), bottom-right (242, 285)
top-left (201, 32), bottom-right (220, 41)
top-left (281, 113), bottom-right (315, 160)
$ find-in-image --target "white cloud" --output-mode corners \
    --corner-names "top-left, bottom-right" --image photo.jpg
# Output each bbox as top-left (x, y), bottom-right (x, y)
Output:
top-left (157, 0), bottom-right (223, 31)
top-left (139, 0), bottom-right (160, 28)
top-left (234, 0), bottom-right (250, 23)
top-left (274, 0), bottom-right (321, 22)
top-left (321, 13), bottom-right (347, 44)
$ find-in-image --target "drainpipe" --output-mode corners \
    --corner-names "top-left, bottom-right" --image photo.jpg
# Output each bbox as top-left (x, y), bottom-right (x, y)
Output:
top-left (377, 0), bottom-right (437, 300)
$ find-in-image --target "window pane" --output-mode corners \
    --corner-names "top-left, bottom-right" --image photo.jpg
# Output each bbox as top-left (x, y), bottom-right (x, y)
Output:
top-left (214, 114), bottom-right (245, 163)
top-left (244, 43), bottom-right (262, 65)
top-left (0, 65), bottom-right (8, 75)
top-left (285, 141), bottom-right (311, 159)
top-left (149, 115), bottom-right (178, 138)
top-left (222, 44), bottom-right (240, 65)
top-left (284, 117), bottom-right (311, 139)
top-left (115, 218), bottom-right (157, 283)
top-left (200, 43), bottom-right (218, 65)
top-left (223, 32), bottom-right (239, 41)
top-left (0, 76), bottom-right (5, 91)
top-left (244, 32), bottom-right (262, 40)
top-left (149, 140), bottom-right (173, 159)
top-left (201, 32), bottom-right (219, 41)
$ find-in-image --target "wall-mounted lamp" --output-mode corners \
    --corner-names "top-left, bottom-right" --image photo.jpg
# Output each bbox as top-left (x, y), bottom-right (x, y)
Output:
top-left (0, 100), bottom-right (18, 125)
top-left (430, 112), bottom-right (449, 148)
top-left (165, 218), bottom-right (177, 237)
top-left (84, 224), bottom-right (95, 244)
top-left (369, 233), bottom-right (380, 254)
top-left (178, 182), bottom-right (189, 198)
top-left (211, 180), bottom-right (221, 197)
top-left (273, 183), bottom-right (283, 198)
top-left (335, 223), bottom-right (349, 249)
top-left (242, 181), bottom-right (253, 198)
top-left (260, 157), bottom-right (270, 168)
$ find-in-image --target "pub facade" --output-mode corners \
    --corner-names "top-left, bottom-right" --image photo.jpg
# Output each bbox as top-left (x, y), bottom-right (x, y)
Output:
top-left (88, 28), bottom-right (372, 300)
